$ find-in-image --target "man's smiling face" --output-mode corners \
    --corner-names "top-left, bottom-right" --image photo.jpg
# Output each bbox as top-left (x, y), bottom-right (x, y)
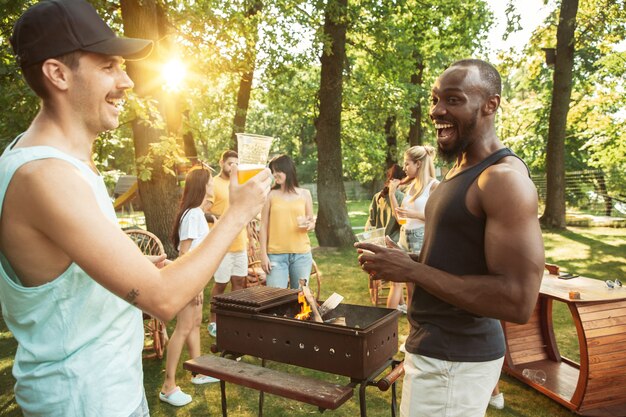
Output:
top-left (429, 66), bottom-right (486, 163)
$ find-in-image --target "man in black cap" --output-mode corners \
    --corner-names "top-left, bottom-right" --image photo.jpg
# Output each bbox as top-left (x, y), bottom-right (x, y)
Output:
top-left (0, 1), bottom-right (271, 416)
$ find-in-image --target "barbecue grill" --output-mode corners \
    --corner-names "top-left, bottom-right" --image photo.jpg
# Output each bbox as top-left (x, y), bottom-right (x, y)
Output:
top-left (212, 286), bottom-right (399, 380)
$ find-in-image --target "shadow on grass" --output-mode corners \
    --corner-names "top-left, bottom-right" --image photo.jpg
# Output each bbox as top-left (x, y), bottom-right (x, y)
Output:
top-left (543, 227), bottom-right (626, 280)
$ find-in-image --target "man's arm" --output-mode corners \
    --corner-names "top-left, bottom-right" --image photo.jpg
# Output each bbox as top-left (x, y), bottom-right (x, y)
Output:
top-left (357, 165), bottom-right (544, 324)
top-left (1, 160), bottom-right (271, 322)
top-left (259, 191), bottom-right (272, 273)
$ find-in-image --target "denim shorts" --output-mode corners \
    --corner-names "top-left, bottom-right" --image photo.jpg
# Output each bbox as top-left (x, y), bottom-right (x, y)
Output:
top-left (401, 227), bottom-right (425, 254)
top-left (266, 252), bottom-right (313, 290)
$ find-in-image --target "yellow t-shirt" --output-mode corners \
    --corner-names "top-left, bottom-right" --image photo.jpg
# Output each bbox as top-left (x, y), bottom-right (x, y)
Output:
top-left (209, 176), bottom-right (247, 252)
top-left (267, 194), bottom-right (311, 254)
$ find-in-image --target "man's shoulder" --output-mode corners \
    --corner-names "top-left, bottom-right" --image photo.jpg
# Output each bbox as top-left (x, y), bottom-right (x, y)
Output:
top-left (6, 156), bottom-right (81, 182)
top-left (477, 156), bottom-right (538, 212)
top-left (483, 155), bottom-right (530, 183)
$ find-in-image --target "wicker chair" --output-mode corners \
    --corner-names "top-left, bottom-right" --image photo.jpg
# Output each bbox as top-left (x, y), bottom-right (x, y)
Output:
top-left (124, 229), bottom-right (168, 359)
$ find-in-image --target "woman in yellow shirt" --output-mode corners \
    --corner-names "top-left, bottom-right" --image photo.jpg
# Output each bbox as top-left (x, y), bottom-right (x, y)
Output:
top-left (260, 155), bottom-right (315, 289)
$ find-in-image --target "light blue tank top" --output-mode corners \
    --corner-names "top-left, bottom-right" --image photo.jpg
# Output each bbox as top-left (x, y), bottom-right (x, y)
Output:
top-left (0, 140), bottom-right (144, 417)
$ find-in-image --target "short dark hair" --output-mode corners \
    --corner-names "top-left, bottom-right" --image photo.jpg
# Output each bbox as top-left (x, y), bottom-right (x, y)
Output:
top-left (220, 150), bottom-right (238, 162)
top-left (22, 51), bottom-right (83, 100)
top-left (451, 59), bottom-right (502, 97)
top-left (269, 154), bottom-right (299, 193)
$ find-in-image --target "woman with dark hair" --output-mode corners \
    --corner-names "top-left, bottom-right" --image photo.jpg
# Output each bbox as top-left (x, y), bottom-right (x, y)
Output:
top-left (260, 155), bottom-right (315, 289)
top-left (160, 166), bottom-right (218, 407)
top-left (365, 164), bottom-right (407, 243)
top-left (365, 164), bottom-right (409, 312)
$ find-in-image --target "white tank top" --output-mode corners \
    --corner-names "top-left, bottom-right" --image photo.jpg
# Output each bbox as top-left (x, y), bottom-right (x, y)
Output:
top-left (402, 178), bottom-right (437, 230)
top-left (0, 139), bottom-right (144, 416)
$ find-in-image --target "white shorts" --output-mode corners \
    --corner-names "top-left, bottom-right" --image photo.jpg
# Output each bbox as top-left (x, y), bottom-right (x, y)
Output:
top-left (401, 352), bottom-right (504, 417)
top-left (214, 251), bottom-right (248, 284)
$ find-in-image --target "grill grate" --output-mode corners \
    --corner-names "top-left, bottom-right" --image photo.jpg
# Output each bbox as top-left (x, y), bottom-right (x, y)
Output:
top-left (212, 286), bottom-right (299, 313)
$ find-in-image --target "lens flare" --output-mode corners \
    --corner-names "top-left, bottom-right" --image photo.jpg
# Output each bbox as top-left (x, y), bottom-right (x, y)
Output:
top-left (162, 59), bottom-right (186, 91)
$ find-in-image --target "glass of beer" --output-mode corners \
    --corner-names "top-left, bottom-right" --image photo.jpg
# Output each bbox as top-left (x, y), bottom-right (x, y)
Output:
top-left (396, 208), bottom-right (407, 225)
top-left (236, 133), bottom-right (274, 184)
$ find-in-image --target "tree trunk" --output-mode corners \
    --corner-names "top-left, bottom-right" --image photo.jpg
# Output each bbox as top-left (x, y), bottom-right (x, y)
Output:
top-left (384, 115), bottom-right (397, 169)
top-left (540, 0), bottom-right (579, 229)
top-left (231, 0), bottom-right (263, 149)
top-left (314, 0), bottom-right (354, 247)
top-left (407, 58), bottom-right (424, 147)
top-left (121, 0), bottom-right (180, 257)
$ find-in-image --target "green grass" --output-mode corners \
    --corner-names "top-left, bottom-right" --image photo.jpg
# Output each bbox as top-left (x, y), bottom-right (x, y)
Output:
top-left (1, 203), bottom-right (624, 416)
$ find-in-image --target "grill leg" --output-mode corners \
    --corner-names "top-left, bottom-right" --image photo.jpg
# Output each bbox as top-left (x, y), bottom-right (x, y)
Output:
top-left (391, 379), bottom-right (397, 417)
top-left (258, 358), bottom-right (266, 417)
top-left (220, 380), bottom-right (228, 417)
top-left (359, 382), bottom-right (368, 417)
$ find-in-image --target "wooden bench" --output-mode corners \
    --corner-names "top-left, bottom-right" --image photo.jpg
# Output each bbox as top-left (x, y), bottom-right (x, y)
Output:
top-left (184, 355), bottom-right (354, 416)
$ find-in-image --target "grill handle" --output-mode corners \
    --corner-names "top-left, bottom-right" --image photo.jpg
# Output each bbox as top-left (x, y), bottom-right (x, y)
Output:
top-left (376, 361), bottom-right (405, 391)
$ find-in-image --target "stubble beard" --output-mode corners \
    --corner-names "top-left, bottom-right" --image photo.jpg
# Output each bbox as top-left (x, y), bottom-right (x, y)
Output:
top-left (437, 110), bottom-right (478, 164)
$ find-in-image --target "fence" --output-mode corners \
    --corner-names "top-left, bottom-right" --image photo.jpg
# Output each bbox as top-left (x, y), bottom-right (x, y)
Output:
top-left (306, 169), bottom-right (625, 218)
top-left (532, 169), bottom-right (625, 217)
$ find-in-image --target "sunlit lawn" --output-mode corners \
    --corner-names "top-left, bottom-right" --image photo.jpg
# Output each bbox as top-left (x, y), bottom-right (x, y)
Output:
top-left (1, 201), bottom-right (624, 416)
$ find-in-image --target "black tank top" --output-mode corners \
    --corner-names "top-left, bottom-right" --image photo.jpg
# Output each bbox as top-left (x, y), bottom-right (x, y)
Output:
top-left (405, 148), bottom-right (525, 361)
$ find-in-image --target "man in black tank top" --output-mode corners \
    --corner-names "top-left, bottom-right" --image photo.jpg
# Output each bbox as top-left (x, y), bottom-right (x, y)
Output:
top-left (356, 59), bottom-right (545, 417)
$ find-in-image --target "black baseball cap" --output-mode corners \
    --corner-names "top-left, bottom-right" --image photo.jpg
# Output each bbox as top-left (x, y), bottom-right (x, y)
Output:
top-left (10, 0), bottom-right (153, 68)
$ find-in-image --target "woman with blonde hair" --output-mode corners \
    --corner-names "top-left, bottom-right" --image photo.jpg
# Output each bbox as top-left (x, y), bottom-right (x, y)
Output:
top-left (389, 145), bottom-right (438, 254)
top-left (388, 146), bottom-right (439, 315)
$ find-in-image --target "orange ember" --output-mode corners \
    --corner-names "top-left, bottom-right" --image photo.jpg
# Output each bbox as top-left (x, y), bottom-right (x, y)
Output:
top-left (295, 292), bottom-right (312, 320)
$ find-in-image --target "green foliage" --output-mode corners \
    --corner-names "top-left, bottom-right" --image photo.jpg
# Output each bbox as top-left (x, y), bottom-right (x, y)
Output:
top-left (0, 1), bottom-right (39, 150)
top-left (498, 0), bottom-right (626, 200)
top-left (134, 134), bottom-right (187, 181)
top-left (1, 0), bottom-right (624, 204)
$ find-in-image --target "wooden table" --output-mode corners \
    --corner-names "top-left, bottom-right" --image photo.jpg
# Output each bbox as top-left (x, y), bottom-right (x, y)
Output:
top-left (502, 272), bottom-right (626, 416)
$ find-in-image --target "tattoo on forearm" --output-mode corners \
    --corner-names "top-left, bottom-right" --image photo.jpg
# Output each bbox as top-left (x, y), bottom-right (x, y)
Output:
top-left (125, 288), bottom-right (140, 305)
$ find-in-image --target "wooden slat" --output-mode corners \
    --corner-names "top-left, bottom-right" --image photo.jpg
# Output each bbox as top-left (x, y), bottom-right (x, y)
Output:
top-left (582, 315), bottom-right (626, 331)
top-left (586, 374), bottom-right (626, 392)
top-left (588, 342), bottom-right (626, 356)
top-left (578, 300), bottom-right (626, 314)
top-left (184, 355), bottom-right (353, 411)
top-left (589, 366), bottom-right (626, 379)
top-left (511, 352), bottom-right (548, 365)
top-left (589, 349), bottom-right (626, 365)
top-left (505, 325), bottom-right (542, 338)
top-left (507, 333), bottom-right (545, 348)
top-left (587, 333), bottom-right (626, 349)
top-left (579, 307), bottom-right (626, 322)
top-left (588, 356), bottom-right (626, 372)
top-left (585, 324), bottom-right (626, 338)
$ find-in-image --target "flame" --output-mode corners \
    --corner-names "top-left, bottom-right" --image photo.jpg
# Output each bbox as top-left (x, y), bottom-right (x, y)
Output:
top-left (295, 292), bottom-right (312, 320)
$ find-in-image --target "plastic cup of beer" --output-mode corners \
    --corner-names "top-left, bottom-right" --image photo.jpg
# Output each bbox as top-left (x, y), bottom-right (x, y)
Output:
top-left (355, 228), bottom-right (386, 246)
top-left (236, 133), bottom-right (274, 184)
top-left (237, 164), bottom-right (265, 184)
